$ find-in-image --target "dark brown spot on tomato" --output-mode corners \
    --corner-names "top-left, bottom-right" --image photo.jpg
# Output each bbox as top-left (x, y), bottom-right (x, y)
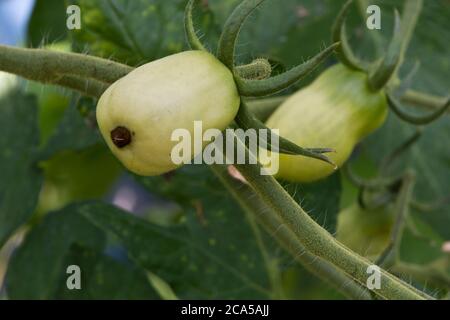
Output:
top-left (111, 126), bottom-right (132, 148)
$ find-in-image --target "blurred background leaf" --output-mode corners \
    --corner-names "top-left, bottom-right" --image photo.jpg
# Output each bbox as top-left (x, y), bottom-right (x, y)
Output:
top-left (82, 184), bottom-right (275, 299)
top-left (27, 0), bottom-right (68, 47)
top-left (6, 204), bottom-right (157, 299)
top-left (0, 90), bottom-right (42, 247)
top-left (133, 164), bottom-right (343, 298)
top-left (69, 0), bottom-right (220, 66)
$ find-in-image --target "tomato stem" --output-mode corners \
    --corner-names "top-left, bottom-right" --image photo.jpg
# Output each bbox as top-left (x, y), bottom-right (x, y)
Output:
top-left (367, 11), bottom-right (402, 91)
top-left (235, 102), bottom-right (336, 166)
top-left (217, 0), bottom-right (266, 69)
top-left (332, 0), bottom-right (366, 71)
top-left (368, 0), bottom-right (423, 91)
top-left (235, 43), bottom-right (339, 97)
top-left (210, 163), bottom-right (373, 300)
top-left (55, 75), bottom-right (108, 98)
top-left (230, 137), bottom-right (430, 299)
top-left (392, 260), bottom-right (450, 292)
top-left (0, 44), bottom-right (132, 84)
top-left (184, 0), bottom-right (207, 51)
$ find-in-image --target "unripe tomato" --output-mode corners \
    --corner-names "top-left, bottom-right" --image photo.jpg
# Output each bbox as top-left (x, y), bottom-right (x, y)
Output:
top-left (97, 50), bottom-right (240, 176)
top-left (266, 64), bottom-right (388, 182)
top-left (336, 203), bottom-right (394, 260)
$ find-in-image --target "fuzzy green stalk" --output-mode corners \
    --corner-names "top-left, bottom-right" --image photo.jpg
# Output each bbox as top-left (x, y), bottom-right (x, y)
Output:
top-left (230, 137), bottom-right (430, 300)
top-left (0, 45), bottom-right (132, 85)
top-left (210, 164), bottom-right (372, 300)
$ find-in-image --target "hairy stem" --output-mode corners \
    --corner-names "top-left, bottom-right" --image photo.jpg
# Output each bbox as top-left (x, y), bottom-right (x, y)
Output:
top-left (55, 75), bottom-right (109, 98)
top-left (392, 261), bottom-right (450, 291)
top-left (0, 45), bottom-right (132, 85)
top-left (230, 138), bottom-right (429, 300)
top-left (184, 0), bottom-right (207, 51)
top-left (236, 43), bottom-right (339, 97)
top-left (235, 58), bottom-right (272, 80)
top-left (210, 164), bottom-right (372, 300)
top-left (332, 0), bottom-right (366, 71)
top-left (217, 0), bottom-right (266, 69)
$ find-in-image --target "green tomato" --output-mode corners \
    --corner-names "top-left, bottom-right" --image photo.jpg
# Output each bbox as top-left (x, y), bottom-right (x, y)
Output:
top-left (36, 146), bottom-right (122, 215)
top-left (97, 50), bottom-right (240, 176)
top-left (266, 64), bottom-right (388, 182)
top-left (336, 203), bottom-right (394, 260)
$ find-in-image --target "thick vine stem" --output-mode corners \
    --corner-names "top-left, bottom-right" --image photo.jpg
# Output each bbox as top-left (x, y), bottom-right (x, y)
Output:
top-left (387, 93), bottom-right (450, 125)
top-left (392, 260), bottom-right (450, 292)
top-left (210, 164), bottom-right (372, 300)
top-left (235, 43), bottom-right (339, 97)
top-left (217, 0), bottom-right (266, 69)
top-left (367, 11), bottom-right (402, 92)
top-left (332, 0), bottom-right (365, 71)
top-left (235, 102), bottom-right (336, 166)
top-left (235, 58), bottom-right (272, 80)
top-left (56, 75), bottom-right (109, 98)
top-left (0, 44), bottom-right (132, 85)
top-left (230, 137), bottom-right (430, 299)
top-left (184, 0), bottom-right (207, 51)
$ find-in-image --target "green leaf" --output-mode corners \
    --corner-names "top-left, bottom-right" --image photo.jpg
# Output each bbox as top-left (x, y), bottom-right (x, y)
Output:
top-left (6, 204), bottom-right (105, 299)
top-left (27, 0), bottom-right (68, 47)
top-left (134, 164), bottom-right (342, 297)
top-left (36, 145), bottom-right (122, 215)
top-left (70, 0), bottom-right (223, 65)
top-left (80, 196), bottom-right (272, 299)
top-left (0, 90), bottom-right (43, 247)
top-left (38, 95), bottom-right (101, 160)
top-left (55, 244), bottom-right (158, 299)
top-left (6, 203), bottom-right (157, 299)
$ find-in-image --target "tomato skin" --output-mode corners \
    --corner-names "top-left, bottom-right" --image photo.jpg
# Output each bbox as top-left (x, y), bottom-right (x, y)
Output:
top-left (97, 50), bottom-right (240, 176)
top-left (336, 203), bottom-right (394, 260)
top-left (266, 64), bottom-right (388, 182)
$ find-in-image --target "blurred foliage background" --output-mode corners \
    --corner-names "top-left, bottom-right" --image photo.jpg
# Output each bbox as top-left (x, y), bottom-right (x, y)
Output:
top-left (0, 0), bottom-right (449, 299)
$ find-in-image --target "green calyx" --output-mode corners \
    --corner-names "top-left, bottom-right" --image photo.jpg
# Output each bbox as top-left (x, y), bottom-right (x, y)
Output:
top-left (332, 0), bottom-right (447, 126)
top-left (186, 0), bottom-right (339, 166)
top-left (235, 102), bottom-right (336, 167)
top-left (332, 0), bottom-right (366, 71)
top-left (333, 0), bottom-right (424, 92)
